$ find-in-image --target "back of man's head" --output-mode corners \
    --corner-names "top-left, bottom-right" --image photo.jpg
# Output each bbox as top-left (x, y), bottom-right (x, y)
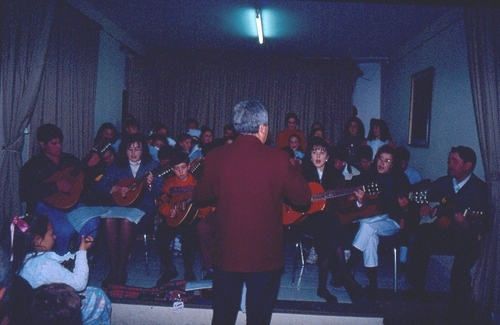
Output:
top-left (233, 100), bottom-right (268, 134)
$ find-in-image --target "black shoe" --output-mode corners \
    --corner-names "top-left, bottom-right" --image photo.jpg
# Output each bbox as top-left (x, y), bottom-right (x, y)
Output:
top-left (185, 270), bottom-right (197, 281)
top-left (156, 268), bottom-right (179, 286)
top-left (317, 288), bottom-right (338, 304)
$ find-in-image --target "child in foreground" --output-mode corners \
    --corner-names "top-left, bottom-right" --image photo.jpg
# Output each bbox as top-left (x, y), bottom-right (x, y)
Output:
top-left (12, 214), bottom-right (111, 325)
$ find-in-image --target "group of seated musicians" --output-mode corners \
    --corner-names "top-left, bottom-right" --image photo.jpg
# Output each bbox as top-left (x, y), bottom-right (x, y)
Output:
top-left (18, 121), bottom-right (491, 318)
top-left (285, 138), bottom-right (490, 314)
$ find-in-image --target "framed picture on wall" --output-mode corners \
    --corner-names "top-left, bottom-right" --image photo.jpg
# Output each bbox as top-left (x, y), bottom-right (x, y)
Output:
top-left (408, 67), bottom-right (434, 148)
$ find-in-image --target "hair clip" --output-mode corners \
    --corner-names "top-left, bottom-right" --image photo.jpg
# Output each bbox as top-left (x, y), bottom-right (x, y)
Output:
top-left (10, 216), bottom-right (30, 260)
top-left (12, 216), bottom-right (29, 233)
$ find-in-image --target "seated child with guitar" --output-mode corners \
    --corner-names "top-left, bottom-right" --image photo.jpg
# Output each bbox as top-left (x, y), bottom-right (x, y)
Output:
top-left (155, 150), bottom-right (201, 285)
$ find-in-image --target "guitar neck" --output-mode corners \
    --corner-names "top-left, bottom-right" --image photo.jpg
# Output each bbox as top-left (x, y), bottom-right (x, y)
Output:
top-left (311, 185), bottom-right (364, 202)
top-left (130, 164), bottom-right (173, 188)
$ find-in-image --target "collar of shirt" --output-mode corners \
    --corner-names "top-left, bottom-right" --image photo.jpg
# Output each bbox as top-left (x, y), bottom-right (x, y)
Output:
top-left (453, 173), bottom-right (471, 193)
top-left (316, 168), bottom-right (323, 183)
top-left (129, 160), bottom-right (141, 177)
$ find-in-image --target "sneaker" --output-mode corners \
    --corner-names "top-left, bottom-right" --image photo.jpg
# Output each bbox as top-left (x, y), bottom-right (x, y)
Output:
top-left (306, 247), bottom-right (318, 264)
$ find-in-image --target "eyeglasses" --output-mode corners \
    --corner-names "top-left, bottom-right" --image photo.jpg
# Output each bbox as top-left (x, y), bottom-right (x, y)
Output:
top-left (377, 157), bottom-right (393, 164)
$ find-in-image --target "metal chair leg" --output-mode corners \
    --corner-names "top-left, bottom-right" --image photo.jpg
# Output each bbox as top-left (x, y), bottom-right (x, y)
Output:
top-left (292, 239), bottom-right (307, 287)
top-left (393, 246), bottom-right (398, 292)
top-left (143, 232), bottom-right (150, 275)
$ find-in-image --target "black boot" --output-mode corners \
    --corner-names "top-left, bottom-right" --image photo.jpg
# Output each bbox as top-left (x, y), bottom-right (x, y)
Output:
top-left (346, 247), bottom-right (362, 274)
top-left (317, 258), bottom-right (338, 304)
top-left (365, 266), bottom-right (378, 299)
top-left (329, 259), bottom-right (343, 287)
top-left (333, 247), bottom-right (364, 303)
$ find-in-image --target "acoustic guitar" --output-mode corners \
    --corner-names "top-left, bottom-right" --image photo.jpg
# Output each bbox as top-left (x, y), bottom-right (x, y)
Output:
top-left (113, 158), bottom-right (203, 207)
top-left (282, 182), bottom-right (379, 225)
top-left (160, 195), bottom-right (214, 228)
top-left (164, 195), bottom-right (199, 227)
top-left (112, 164), bottom-right (173, 206)
top-left (419, 196), bottom-right (484, 229)
top-left (43, 141), bottom-right (111, 209)
top-left (336, 187), bottom-right (430, 225)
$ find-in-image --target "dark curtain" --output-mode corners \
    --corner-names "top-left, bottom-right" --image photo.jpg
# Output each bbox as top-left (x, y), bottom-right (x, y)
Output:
top-left (464, 5), bottom-right (500, 315)
top-left (0, 0), bottom-right (55, 235)
top-left (29, 0), bottom-right (100, 159)
top-left (126, 54), bottom-right (158, 136)
top-left (155, 51), bottom-right (362, 142)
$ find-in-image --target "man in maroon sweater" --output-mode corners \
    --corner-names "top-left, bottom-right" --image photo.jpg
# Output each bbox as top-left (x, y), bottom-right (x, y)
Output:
top-left (194, 100), bottom-right (311, 325)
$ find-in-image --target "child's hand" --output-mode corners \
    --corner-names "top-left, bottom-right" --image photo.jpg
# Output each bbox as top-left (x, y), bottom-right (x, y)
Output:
top-left (79, 235), bottom-right (94, 251)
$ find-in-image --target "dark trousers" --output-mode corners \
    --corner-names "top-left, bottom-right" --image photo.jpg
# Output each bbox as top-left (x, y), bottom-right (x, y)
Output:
top-left (407, 224), bottom-right (481, 305)
top-left (295, 210), bottom-right (341, 260)
top-left (197, 211), bottom-right (216, 270)
top-left (211, 267), bottom-right (283, 325)
top-left (155, 219), bottom-right (199, 274)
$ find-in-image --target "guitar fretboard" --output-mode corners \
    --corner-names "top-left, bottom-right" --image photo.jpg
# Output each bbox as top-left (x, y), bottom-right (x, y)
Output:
top-left (311, 184), bottom-right (377, 202)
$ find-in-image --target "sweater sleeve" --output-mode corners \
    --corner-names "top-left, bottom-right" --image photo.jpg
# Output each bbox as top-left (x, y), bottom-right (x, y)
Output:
top-left (20, 251), bottom-right (89, 292)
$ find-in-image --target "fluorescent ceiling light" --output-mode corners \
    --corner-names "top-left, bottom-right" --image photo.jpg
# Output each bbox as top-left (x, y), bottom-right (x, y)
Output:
top-left (256, 9), bottom-right (263, 44)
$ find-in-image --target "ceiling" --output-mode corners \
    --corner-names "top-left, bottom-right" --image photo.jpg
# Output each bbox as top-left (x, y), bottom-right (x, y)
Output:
top-left (81, 0), bottom-right (477, 59)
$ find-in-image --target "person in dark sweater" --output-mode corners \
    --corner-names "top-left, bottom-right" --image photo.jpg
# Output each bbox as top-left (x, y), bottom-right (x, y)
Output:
top-left (406, 146), bottom-right (490, 324)
top-left (351, 145), bottom-right (410, 296)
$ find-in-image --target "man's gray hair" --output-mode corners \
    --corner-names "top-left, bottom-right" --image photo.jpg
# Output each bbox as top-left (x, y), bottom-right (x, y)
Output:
top-left (232, 100), bottom-right (268, 134)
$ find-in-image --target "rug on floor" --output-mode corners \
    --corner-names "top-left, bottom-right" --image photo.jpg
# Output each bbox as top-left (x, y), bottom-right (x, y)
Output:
top-left (104, 280), bottom-right (194, 303)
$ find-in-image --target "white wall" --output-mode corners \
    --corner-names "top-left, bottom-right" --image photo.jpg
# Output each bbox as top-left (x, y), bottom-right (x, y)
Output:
top-left (93, 31), bottom-right (126, 134)
top-left (353, 63), bottom-right (381, 138)
top-left (380, 8), bottom-right (484, 181)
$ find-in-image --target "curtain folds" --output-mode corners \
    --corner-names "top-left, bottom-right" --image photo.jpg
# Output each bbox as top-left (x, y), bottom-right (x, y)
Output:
top-left (155, 51), bottom-right (362, 143)
top-left (0, 0), bottom-right (55, 234)
top-left (29, 0), bottom-right (100, 159)
top-left (464, 6), bottom-right (500, 314)
top-left (126, 55), bottom-right (158, 135)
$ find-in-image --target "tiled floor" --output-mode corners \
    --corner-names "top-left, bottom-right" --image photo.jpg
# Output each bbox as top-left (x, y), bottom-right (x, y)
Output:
top-left (88, 229), bottom-right (450, 305)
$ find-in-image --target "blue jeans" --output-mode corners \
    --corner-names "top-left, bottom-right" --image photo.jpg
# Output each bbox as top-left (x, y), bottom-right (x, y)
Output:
top-left (37, 202), bottom-right (99, 255)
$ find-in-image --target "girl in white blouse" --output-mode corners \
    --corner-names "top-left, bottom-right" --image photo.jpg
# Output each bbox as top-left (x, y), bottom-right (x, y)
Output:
top-left (12, 214), bottom-right (111, 325)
